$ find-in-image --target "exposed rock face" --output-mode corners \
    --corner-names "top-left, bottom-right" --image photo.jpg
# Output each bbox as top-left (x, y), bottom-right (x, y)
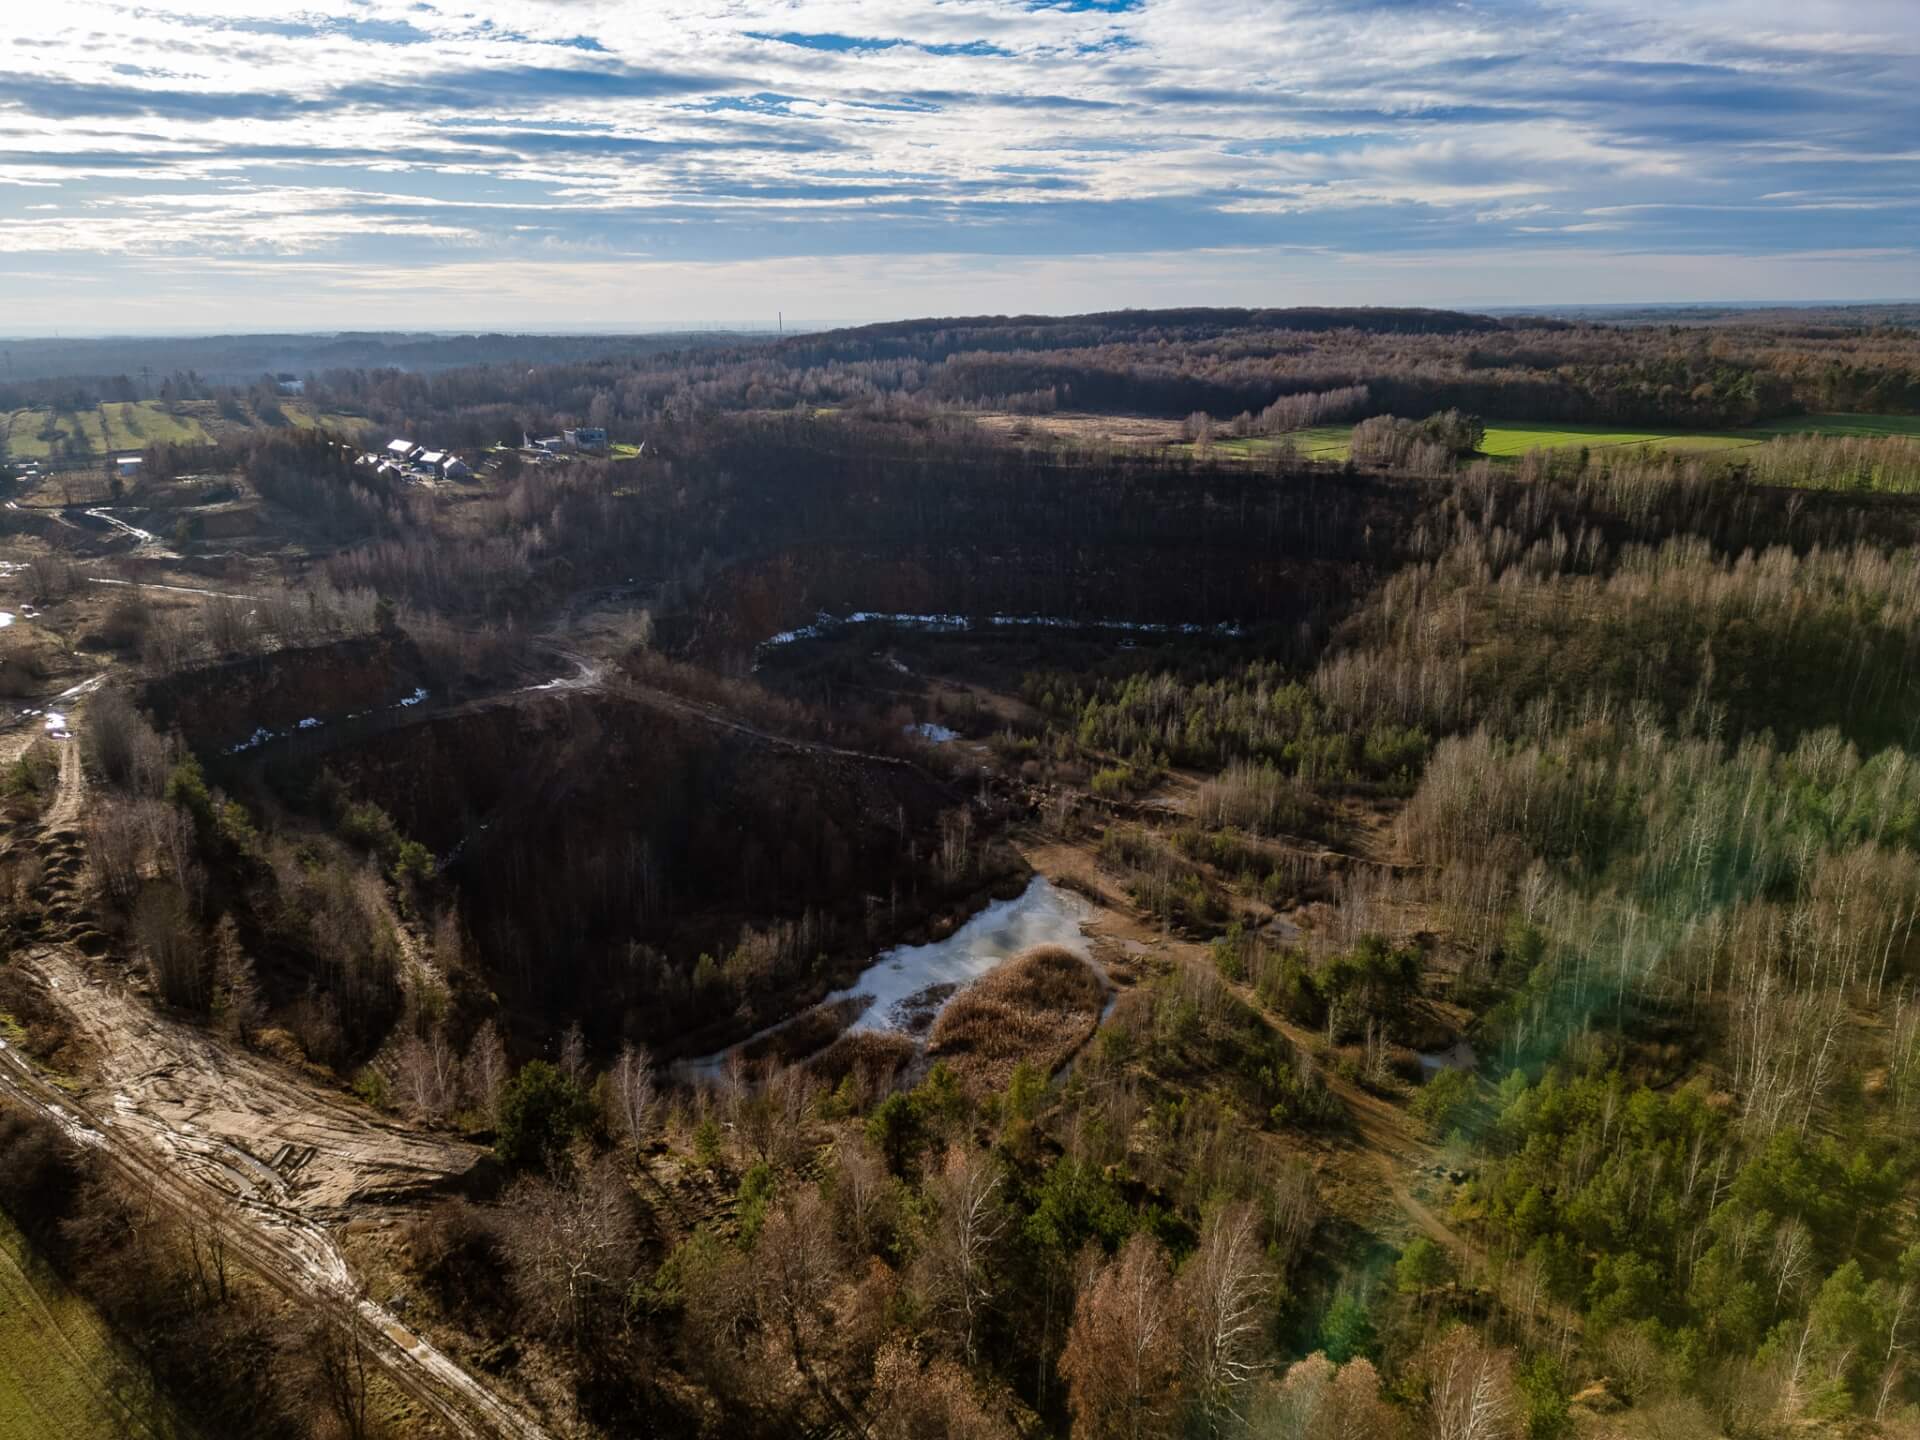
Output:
top-left (142, 634), bottom-right (427, 751)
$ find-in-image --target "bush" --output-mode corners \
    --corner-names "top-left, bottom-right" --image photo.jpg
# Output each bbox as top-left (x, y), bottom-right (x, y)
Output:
top-left (865, 1091), bottom-right (927, 1176)
top-left (409, 1200), bottom-right (512, 1327)
top-left (1319, 1292), bottom-right (1378, 1363)
top-left (1411, 1066), bottom-right (1476, 1134)
top-left (495, 1060), bottom-right (592, 1171)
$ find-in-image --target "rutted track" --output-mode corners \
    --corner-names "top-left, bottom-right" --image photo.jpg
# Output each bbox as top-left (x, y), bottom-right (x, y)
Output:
top-left (0, 734), bottom-right (555, 1440)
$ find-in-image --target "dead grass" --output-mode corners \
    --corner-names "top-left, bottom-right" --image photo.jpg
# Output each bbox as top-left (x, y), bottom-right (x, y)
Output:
top-left (972, 411), bottom-right (1184, 449)
top-left (810, 1028), bottom-right (915, 1091)
top-left (928, 944), bottom-right (1104, 1092)
top-left (742, 994), bottom-right (869, 1068)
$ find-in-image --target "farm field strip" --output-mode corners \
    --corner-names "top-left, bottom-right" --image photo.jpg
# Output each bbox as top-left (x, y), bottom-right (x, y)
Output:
top-left (0, 400), bottom-right (375, 460)
top-left (1221, 412), bottom-right (1920, 463)
top-left (0, 1215), bottom-right (170, 1440)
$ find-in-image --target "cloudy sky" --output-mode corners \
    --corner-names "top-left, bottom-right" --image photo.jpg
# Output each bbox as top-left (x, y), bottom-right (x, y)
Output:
top-left (1, 0), bottom-right (1916, 330)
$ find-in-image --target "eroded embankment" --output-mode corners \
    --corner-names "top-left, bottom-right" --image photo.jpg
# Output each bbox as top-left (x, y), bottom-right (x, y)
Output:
top-left (143, 634), bottom-right (430, 752)
top-left (672, 464), bottom-right (1420, 661)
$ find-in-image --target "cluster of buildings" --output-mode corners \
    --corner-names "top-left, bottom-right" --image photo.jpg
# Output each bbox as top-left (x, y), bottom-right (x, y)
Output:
top-left (363, 437), bottom-right (472, 482)
top-left (344, 425), bottom-right (620, 484)
top-left (522, 427), bottom-right (609, 456)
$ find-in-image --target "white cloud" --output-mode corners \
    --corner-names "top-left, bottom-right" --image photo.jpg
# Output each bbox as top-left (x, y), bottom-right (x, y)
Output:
top-left (0, 0), bottom-right (1910, 318)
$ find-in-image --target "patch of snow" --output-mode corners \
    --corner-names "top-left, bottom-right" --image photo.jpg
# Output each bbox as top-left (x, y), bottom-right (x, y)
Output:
top-left (0, 612), bottom-right (11, 628)
top-left (836, 876), bottom-right (1094, 1034)
top-left (227, 726), bottom-right (277, 754)
top-left (758, 610), bottom-right (1244, 657)
top-left (395, 686), bottom-right (429, 708)
top-left (83, 507), bottom-right (156, 544)
top-left (685, 876), bottom-right (1094, 1078)
top-left (906, 721), bottom-right (959, 743)
top-left (297, 716), bottom-right (322, 730)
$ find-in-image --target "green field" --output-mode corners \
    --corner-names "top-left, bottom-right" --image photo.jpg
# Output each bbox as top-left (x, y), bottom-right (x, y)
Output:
top-left (0, 400), bottom-right (372, 462)
top-left (1212, 412), bottom-right (1920, 464)
top-left (278, 402), bottom-right (366, 433)
top-left (0, 1215), bottom-right (175, 1440)
top-left (3, 402), bottom-right (211, 461)
top-left (98, 401), bottom-right (209, 450)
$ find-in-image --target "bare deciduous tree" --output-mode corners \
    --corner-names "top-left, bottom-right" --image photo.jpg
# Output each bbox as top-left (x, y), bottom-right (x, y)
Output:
top-left (1060, 1232), bottom-right (1183, 1440)
top-left (394, 1026), bottom-right (460, 1121)
top-left (210, 913), bottom-right (265, 1044)
top-left (1261, 1352), bottom-right (1401, 1440)
top-left (1179, 1201), bottom-right (1272, 1432)
top-left (607, 1042), bottom-right (659, 1149)
top-left (831, 1134), bottom-right (890, 1255)
top-left (134, 881), bottom-right (206, 1011)
top-left (501, 1160), bottom-right (637, 1351)
top-left (732, 1059), bottom-right (815, 1171)
top-left (303, 1305), bottom-right (373, 1440)
top-left (1420, 1328), bottom-right (1519, 1440)
top-left (867, 1336), bottom-right (1015, 1440)
top-left (920, 1144), bottom-right (1010, 1365)
top-left (753, 1186), bottom-right (865, 1434)
top-left (463, 1019), bottom-right (509, 1123)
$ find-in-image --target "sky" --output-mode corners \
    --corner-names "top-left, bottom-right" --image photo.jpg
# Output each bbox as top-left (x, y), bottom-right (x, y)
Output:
top-left (0, 0), bottom-right (1916, 331)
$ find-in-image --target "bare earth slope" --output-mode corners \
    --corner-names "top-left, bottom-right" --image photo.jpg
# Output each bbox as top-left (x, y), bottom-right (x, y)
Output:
top-left (0, 726), bottom-right (553, 1440)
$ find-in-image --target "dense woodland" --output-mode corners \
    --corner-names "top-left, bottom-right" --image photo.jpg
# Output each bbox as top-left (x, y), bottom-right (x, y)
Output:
top-left (276, 306), bottom-right (1920, 444)
top-left (11, 304), bottom-right (1920, 452)
top-left (4, 307), bottom-right (1920, 1439)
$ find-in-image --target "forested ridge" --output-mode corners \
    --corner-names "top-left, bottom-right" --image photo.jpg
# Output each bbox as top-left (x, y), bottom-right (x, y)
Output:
top-left (3, 309), bottom-right (1920, 1440)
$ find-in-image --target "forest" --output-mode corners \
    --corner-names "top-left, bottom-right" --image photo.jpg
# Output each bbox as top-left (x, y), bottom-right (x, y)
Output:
top-left (2, 304), bottom-right (1920, 1440)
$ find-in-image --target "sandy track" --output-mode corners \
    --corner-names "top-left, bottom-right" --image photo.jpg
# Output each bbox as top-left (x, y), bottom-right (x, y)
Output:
top-left (22, 945), bottom-right (480, 1214)
top-left (0, 1022), bottom-right (547, 1440)
top-left (0, 710), bottom-right (554, 1440)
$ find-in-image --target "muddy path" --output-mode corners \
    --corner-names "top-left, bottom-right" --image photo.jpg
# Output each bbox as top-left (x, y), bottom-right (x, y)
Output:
top-left (0, 724), bottom-right (555, 1440)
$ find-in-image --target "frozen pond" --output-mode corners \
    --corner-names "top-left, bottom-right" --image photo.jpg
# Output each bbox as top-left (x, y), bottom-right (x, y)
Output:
top-left (837, 874), bottom-right (1094, 1034)
top-left (687, 875), bottom-right (1094, 1076)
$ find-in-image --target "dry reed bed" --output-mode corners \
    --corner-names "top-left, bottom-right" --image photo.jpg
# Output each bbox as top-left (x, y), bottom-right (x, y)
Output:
top-left (927, 944), bottom-right (1104, 1093)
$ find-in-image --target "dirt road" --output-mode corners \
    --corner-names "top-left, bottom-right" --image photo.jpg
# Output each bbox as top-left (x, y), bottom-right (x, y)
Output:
top-left (0, 711), bottom-right (555, 1440)
top-left (1020, 842), bottom-right (1468, 1245)
top-left (1020, 832), bottom-right (1580, 1334)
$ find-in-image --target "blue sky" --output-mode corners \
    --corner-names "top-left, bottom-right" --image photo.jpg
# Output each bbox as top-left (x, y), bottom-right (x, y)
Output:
top-left (0, 0), bottom-right (1915, 330)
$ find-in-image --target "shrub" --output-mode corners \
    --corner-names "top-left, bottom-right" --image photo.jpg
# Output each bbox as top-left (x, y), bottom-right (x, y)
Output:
top-left (1411, 1066), bottom-right (1476, 1134)
top-left (866, 1091), bottom-right (927, 1176)
top-left (1319, 1292), bottom-right (1377, 1363)
top-left (927, 945), bottom-right (1103, 1092)
top-left (495, 1060), bottom-right (592, 1171)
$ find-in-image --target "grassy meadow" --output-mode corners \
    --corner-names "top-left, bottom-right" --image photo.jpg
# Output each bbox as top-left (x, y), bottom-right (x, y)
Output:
top-left (1208, 411), bottom-right (1920, 464)
top-left (2, 399), bottom-right (364, 462)
top-left (0, 1215), bottom-right (176, 1440)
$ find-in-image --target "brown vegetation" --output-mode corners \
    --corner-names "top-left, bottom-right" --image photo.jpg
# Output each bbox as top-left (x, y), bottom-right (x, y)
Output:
top-left (928, 945), bottom-right (1104, 1092)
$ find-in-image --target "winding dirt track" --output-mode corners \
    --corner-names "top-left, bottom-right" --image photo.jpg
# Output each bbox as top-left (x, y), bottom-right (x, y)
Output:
top-left (0, 731), bottom-right (554, 1440)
